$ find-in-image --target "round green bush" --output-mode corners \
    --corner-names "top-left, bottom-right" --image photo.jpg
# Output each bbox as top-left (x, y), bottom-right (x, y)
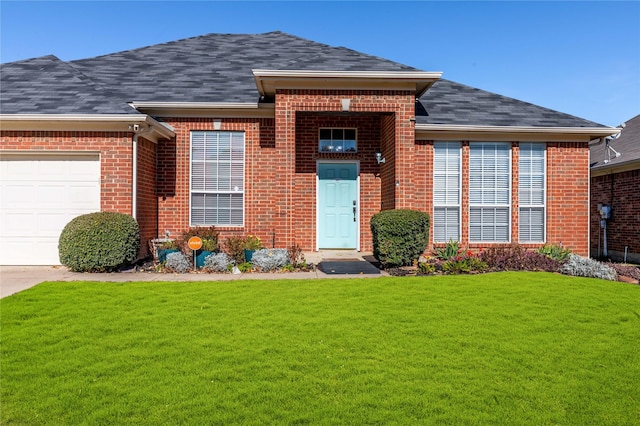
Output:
top-left (370, 209), bottom-right (429, 268)
top-left (58, 212), bottom-right (140, 272)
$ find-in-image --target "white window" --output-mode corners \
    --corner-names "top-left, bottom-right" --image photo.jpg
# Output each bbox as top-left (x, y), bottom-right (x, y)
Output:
top-left (319, 128), bottom-right (357, 153)
top-left (469, 142), bottom-right (511, 242)
top-left (190, 131), bottom-right (245, 226)
top-left (519, 143), bottom-right (546, 242)
top-left (433, 141), bottom-right (461, 242)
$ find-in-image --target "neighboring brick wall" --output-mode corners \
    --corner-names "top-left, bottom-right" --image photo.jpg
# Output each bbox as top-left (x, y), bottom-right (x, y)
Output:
top-left (590, 169), bottom-right (640, 261)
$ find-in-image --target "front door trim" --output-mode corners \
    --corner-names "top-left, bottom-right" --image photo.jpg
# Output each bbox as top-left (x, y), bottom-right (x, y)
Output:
top-left (316, 160), bottom-right (360, 251)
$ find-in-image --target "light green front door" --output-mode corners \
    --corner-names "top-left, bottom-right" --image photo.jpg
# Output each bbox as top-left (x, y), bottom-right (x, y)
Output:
top-left (318, 162), bottom-right (358, 249)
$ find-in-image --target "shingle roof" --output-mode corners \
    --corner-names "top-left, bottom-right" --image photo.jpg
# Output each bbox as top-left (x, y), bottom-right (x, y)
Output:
top-left (68, 31), bottom-right (417, 104)
top-left (0, 31), bottom-right (607, 128)
top-left (591, 114), bottom-right (640, 170)
top-left (0, 55), bottom-right (138, 114)
top-left (416, 79), bottom-right (603, 127)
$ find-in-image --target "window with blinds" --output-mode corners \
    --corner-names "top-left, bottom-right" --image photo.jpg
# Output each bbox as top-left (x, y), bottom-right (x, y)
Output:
top-left (190, 131), bottom-right (245, 227)
top-left (518, 143), bottom-right (546, 242)
top-left (469, 142), bottom-right (511, 242)
top-left (433, 141), bottom-right (461, 242)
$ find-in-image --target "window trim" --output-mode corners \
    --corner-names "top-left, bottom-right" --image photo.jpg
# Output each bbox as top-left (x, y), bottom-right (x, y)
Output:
top-left (518, 142), bottom-right (547, 243)
top-left (433, 141), bottom-right (462, 243)
top-left (189, 130), bottom-right (245, 227)
top-left (468, 141), bottom-right (512, 243)
top-left (318, 128), bottom-right (358, 153)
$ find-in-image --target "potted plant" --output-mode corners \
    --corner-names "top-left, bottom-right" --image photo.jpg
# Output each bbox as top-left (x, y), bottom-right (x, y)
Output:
top-left (243, 235), bottom-right (263, 262)
top-left (157, 239), bottom-right (180, 263)
top-left (180, 227), bottom-right (219, 268)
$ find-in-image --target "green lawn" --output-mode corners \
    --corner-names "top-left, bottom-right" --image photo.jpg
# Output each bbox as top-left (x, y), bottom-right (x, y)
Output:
top-left (1, 273), bottom-right (639, 425)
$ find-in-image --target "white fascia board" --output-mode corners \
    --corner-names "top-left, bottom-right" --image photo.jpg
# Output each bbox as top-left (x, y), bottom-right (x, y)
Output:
top-left (128, 102), bottom-right (274, 118)
top-left (252, 69), bottom-right (443, 97)
top-left (591, 159), bottom-right (640, 177)
top-left (129, 102), bottom-right (262, 110)
top-left (415, 124), bottom-right (621, 142)
top-left (0, 114), bottom-right (175, 141)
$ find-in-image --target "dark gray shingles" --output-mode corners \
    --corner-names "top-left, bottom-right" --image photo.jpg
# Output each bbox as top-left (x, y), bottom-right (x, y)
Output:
top-left (0, 31), bottom-right (612, 128)
top-left (591, 114), bottom-right (640, 169)
top-left (0, 55), bottom-right (139, 114)
top-left (69, 31), bottom-right (419, 104)
top-left (417, 79), bottom-right (605, 128)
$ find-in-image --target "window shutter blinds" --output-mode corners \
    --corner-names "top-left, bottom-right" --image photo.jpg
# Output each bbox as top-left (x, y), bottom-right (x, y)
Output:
top-left (433, 142), bottom-right (461, 242)
top-left (469, 142), bottom-right (511, 242)
top-left (190, 131), bottom-right (245, 226)
top-left (518, 143), bottom-right (545, 242)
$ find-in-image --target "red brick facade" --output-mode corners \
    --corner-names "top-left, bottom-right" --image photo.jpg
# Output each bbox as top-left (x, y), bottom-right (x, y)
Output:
top-left (590, 169), bottom-right (640, 261)
top-left (547, 142), bottom-right (590, 255)
top-left (1, 97), bottom-right (592, 259)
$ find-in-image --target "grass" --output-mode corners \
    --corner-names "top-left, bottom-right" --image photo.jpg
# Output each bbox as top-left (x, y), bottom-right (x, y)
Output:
top-left (1, 272), bottom-right (639, 425)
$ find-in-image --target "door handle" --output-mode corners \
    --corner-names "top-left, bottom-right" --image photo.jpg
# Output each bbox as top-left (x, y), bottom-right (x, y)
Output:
top-left (353, 200), bottom-right (357, 222)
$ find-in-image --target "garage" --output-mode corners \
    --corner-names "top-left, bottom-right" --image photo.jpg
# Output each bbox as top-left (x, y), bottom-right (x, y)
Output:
top-left (0, 153), bottom-right (100, 265)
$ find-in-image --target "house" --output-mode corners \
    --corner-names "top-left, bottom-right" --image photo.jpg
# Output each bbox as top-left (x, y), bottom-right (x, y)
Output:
top-left (590, 114), bottom-right (640, 263)
top-left (0, 31), bottom-right (619, 265)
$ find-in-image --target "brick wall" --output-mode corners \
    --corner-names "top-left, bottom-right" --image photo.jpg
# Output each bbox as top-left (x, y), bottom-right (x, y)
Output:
top-left (590, 169), bottom-right (640, 261)
top-left (157, 118), bottom-right (275, 245)
top-left (2, 126), bottom-right (591, 259)
top-left (294, 113), bottom-right (382, 251)
top-left (158, 90), bottom-right (416, 252)
top-left (547, 142), bottom-right (590, 255)
top-left (136, 136), bottom-right (157, 256)
top-left (275, 89), bottom-right (416, 251)
top-left (421, 140), bottom-right (590, 255)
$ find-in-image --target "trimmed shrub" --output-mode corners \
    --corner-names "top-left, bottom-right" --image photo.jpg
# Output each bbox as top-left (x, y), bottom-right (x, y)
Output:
top-left (251, 248), bottom-right (290, 271)
top-left (165, 251), bottom-right (191, 273)
top-left (561, 254), bottom-right (617, 281)
top-left (371, 209), bottom-right (429, 267)
top-left (609, 263), bottom-right (640, 281)
top-left (204, 252), bottom-right (232, 272)
top-left (179, 227), bottom-right (219, 252)
top-left (223, 236), bottom-right (246, 264)
top-left (59, 212), bottom-right (139, 272)
top-left (480, 245), bottom-right (562, 273)
top-left (442, 255), bottom-right (488, 274)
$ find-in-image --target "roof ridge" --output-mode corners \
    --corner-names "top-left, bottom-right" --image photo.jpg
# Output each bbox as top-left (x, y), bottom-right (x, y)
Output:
top-left (69, 31), bottom-right (294, 64)
top-left (0, 54), bottom-right (61, 66)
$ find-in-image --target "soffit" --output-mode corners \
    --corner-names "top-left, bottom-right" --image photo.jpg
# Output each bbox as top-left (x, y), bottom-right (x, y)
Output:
top-left (252, 70), bottom-right (442, 98)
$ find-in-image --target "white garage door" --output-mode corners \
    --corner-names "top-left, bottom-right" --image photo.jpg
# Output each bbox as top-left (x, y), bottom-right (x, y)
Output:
top-left (0, 153), bottom-right (101, 265)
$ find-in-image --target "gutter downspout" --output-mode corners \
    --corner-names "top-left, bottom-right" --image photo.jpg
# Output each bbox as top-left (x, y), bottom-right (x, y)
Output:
top-left (131, 125), bottom-right (153, 219)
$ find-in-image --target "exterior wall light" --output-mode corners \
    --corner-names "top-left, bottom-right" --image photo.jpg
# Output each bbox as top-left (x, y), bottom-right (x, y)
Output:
top-left (375, 151), bottom-right (386, 164)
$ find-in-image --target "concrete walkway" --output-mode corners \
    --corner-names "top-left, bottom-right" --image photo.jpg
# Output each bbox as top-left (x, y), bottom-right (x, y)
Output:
top-left (0, 251), bottom-right (387, 298)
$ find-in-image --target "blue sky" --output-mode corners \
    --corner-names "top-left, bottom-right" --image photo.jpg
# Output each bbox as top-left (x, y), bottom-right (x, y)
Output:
top-left (1, 1), bottom-right (638, 127)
